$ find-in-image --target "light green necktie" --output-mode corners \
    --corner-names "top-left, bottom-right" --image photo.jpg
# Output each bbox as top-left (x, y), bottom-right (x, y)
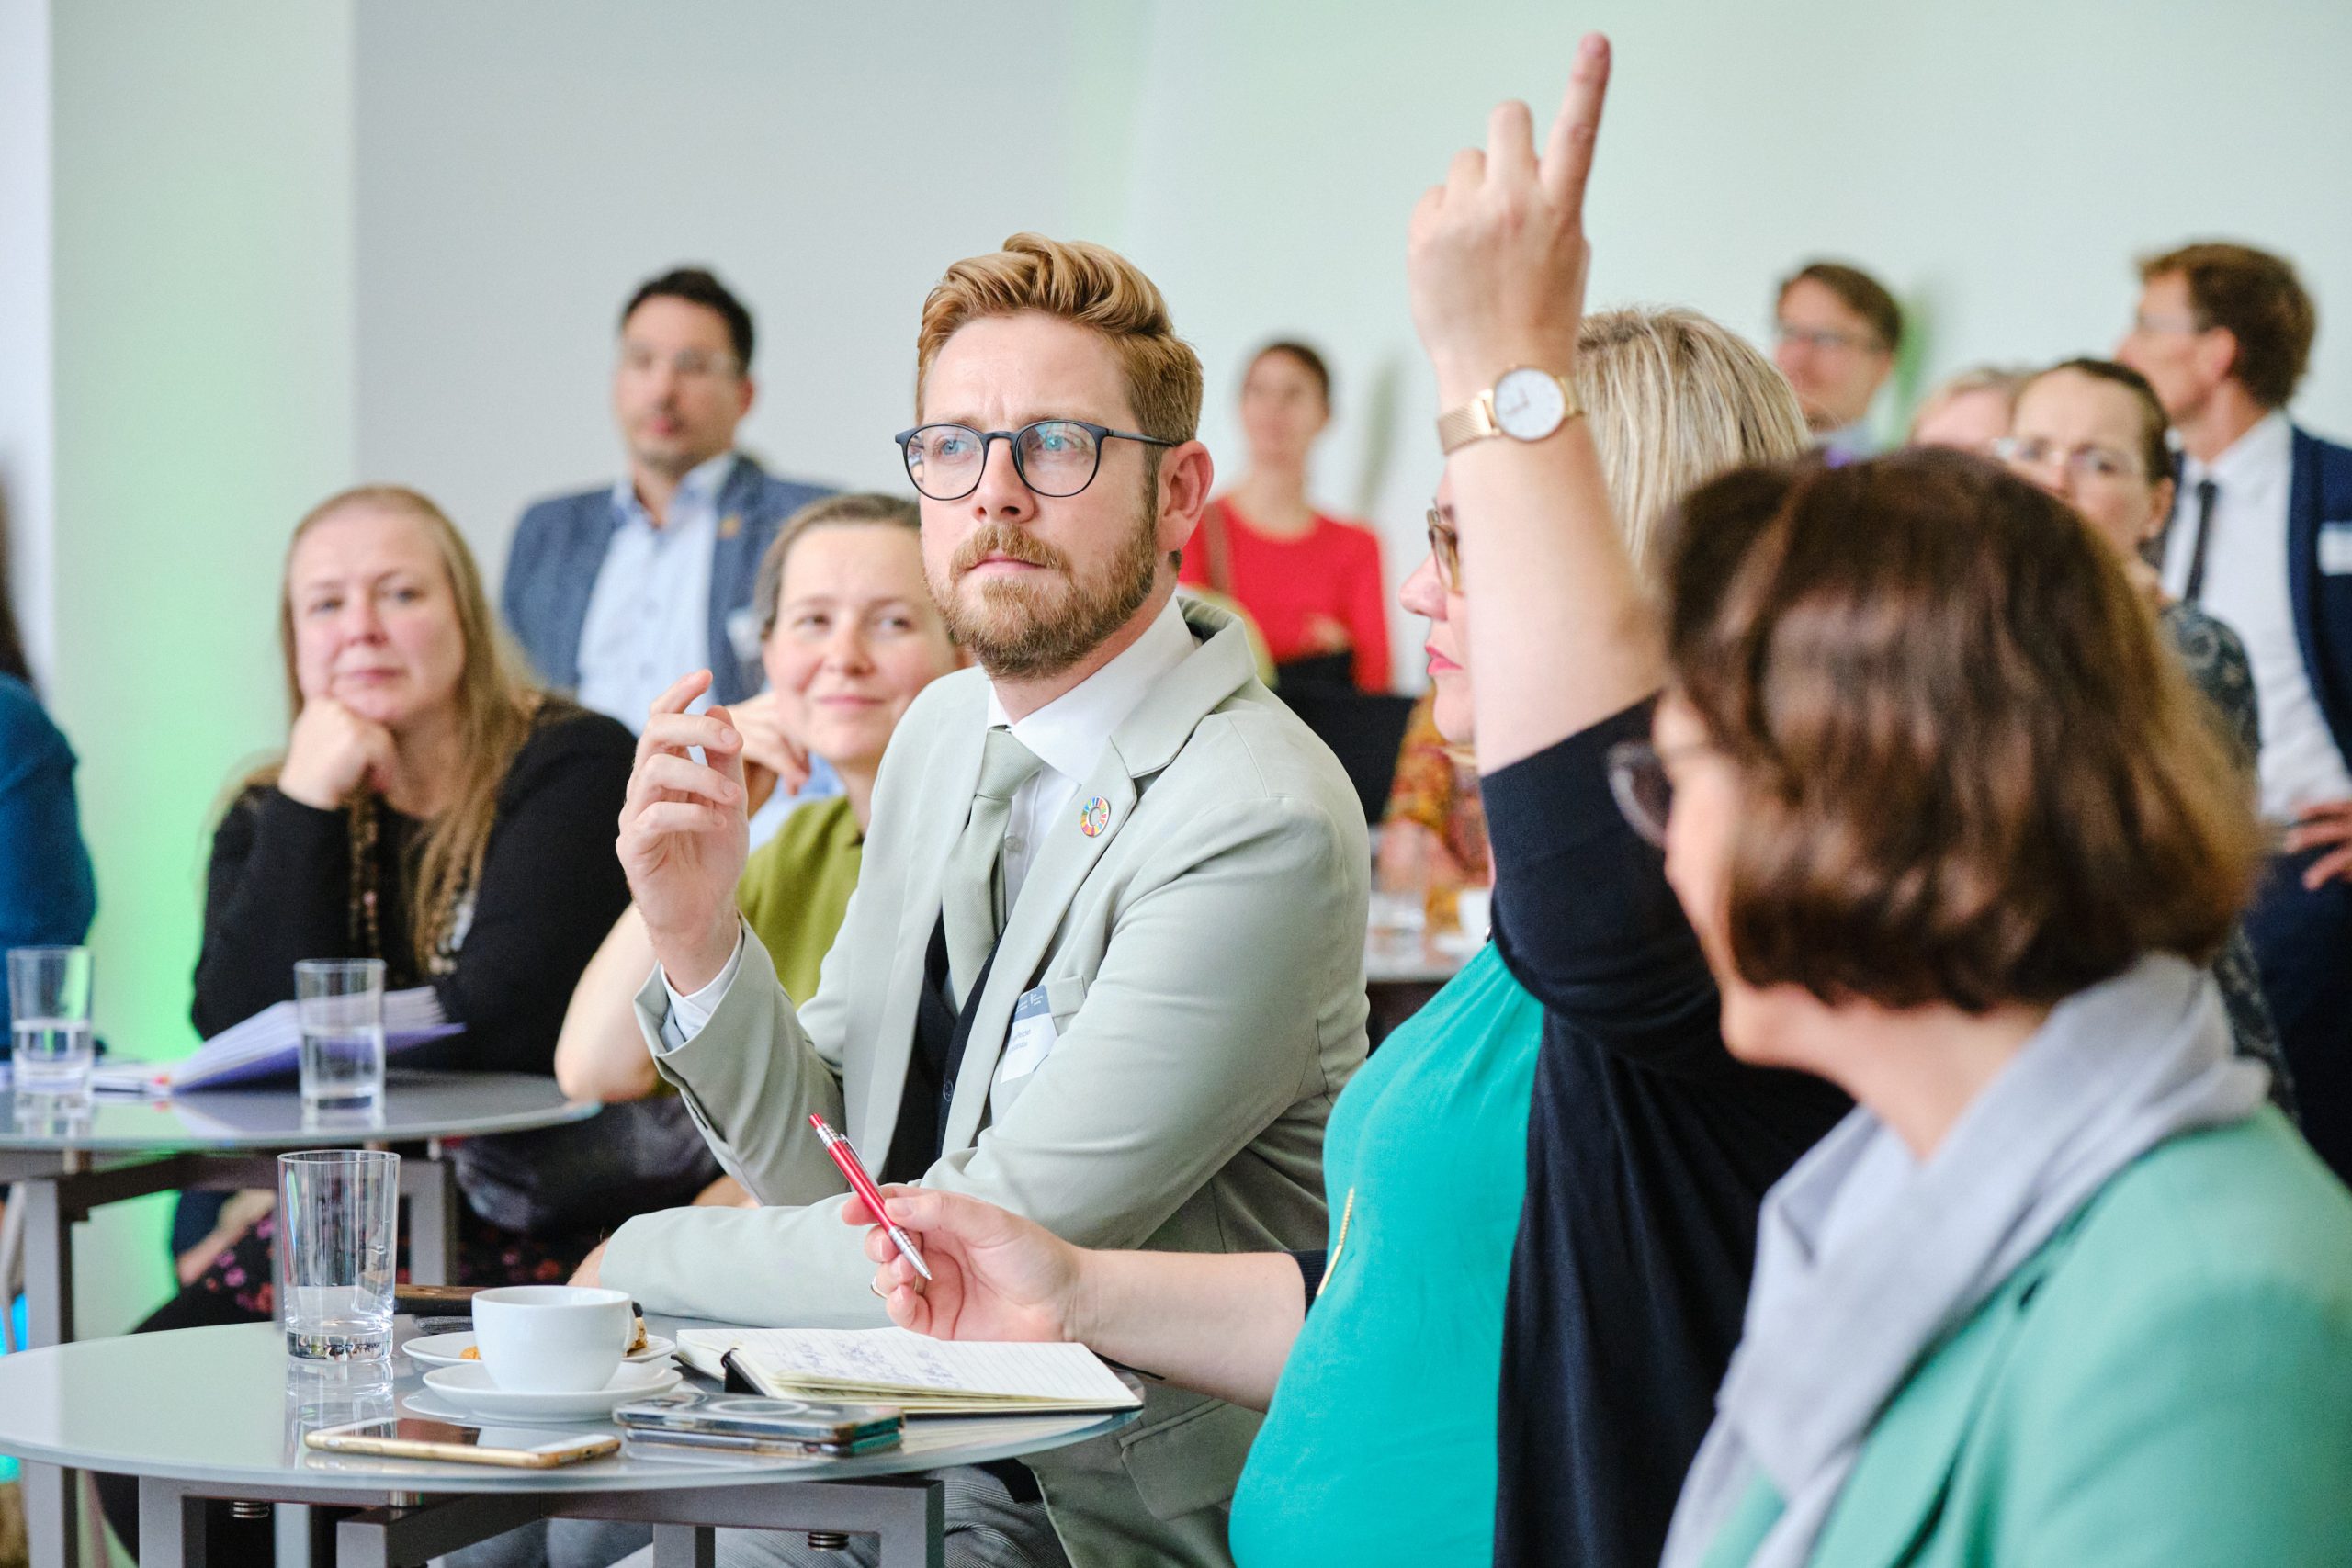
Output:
top-left (942, 726), bottom-right (1044, 1006)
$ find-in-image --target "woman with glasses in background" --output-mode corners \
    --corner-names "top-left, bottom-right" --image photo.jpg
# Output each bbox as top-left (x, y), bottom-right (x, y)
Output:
top-left (1176, 341), bottom-right (1392, 691)
top-left (1996, 358), bottom-right (2290, 1099)
top-left (829, 303), bottom-right (1819, 1568)
top-left (1997, 358), bottom-right (2256, 763)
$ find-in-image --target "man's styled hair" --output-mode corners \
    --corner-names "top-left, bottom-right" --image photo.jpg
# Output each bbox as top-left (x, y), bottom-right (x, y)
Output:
top-left (1663, 449), bottom-right (2259, 1014)
top-left (915, 233), bottom-right (1204, 444)
top-left (621, 266), bottom-right (756, 371)
top-left (1779, 260), bottom-right (1904, 354)
top-left (2137, 242), bottom-right (2317, 411)
top-left (2022, 358), bottom-right (2174, 485)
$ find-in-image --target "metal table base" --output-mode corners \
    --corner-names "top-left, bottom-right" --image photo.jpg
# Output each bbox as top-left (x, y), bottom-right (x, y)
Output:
top-left (135, 1472), bottom-right (947, 1568)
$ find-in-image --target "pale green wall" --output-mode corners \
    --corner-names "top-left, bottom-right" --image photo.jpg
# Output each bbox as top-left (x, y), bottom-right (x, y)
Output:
top-left (47, 0), bottom-right (357, 1336)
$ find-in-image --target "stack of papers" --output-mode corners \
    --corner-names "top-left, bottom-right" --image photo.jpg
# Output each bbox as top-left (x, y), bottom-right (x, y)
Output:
top-left (675, 1327), bottom-right (1142, 1416)
top-left (91, 987), bottom-right (458, 1096)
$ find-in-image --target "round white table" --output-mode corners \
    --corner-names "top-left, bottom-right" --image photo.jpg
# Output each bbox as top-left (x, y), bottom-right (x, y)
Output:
top-left (0, 1069), bottom-right (597, 1566)
top-left (0, 1318), bottom-right (1136, 1568)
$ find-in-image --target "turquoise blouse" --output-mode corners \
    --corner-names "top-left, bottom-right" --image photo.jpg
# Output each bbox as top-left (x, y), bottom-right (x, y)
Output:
top-left (1228, 942), bottom-right (1545, 1563)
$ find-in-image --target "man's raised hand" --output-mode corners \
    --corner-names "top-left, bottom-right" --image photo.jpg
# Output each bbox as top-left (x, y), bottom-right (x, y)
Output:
top-left (616, 670), bottom-right (750, 992)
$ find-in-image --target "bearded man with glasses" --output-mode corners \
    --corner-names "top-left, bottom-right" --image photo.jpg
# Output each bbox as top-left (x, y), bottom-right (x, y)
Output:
top-left (566, 233), bottom-right (1368, 1568)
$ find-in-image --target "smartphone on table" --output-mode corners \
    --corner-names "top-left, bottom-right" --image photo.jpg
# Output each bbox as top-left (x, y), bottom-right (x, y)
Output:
top-left (614, 1390), bottom-right (903, 1456)
top-left (306, 1418), bottom-right (617, 1468)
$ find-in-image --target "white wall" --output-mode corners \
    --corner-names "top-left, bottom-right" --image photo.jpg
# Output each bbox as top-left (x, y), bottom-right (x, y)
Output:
top-left (352, 0), bottom-right (2352, 694)
top-left (42, 0), bottom-right (360, 1335)
top-left (352, 2), bottom-right (1109, 550)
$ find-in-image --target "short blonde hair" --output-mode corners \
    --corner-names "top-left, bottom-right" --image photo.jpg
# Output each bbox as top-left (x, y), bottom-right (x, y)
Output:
top-left (914, 232), bottom-right (1203, 444)
top-left (1907, 364), bottom-right (2029, 441)
top-left (1577, 308), bottom-right (1813, 579)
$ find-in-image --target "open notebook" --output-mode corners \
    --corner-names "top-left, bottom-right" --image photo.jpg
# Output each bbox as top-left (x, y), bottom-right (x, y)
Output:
top-left (675, 1327), bottom-right (1142, 1416)
top-left (90, 987), bottom-right (458, 1095)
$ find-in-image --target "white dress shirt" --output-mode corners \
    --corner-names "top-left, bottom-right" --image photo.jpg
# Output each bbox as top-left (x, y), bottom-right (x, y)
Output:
top-left (576, 450), bottom-right (735, 732)
top-left (661, 595), bottom-right (1199, 1045)
top-left (2162, 412), bottom-right (2352, 818)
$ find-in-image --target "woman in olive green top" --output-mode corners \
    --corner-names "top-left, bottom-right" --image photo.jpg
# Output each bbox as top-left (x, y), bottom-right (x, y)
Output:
top-left (555, 493), bottom-right (963, 1108)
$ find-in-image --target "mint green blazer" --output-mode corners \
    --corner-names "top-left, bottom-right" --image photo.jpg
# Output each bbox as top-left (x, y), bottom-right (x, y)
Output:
top-left (1702, 1108), bottom-right (2352, 1568)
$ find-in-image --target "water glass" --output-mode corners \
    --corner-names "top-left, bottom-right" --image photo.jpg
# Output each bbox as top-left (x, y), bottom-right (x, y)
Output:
top-left (8, 945), bottom-right (95, 1092)
top-left (277, 1148), bottom-right (400, 1360)
top-left (295, 958), bottom-right (387, 1111)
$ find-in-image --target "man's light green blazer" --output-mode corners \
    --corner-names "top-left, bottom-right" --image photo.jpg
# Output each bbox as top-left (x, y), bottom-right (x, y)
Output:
top-left (603, 599), bottom-right (1369, 1566)
top-left (1699, 1108), bottom-right (2352, 1567)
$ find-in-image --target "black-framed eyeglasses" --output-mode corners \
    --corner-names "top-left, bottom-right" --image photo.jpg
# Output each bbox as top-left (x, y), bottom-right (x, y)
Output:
top-left (1605, 739), bottom-right (1717, 848)
top-left (893, 420), bottom-right (1174, 502)
top-left (1426, 505), bottom-right (1461, 592)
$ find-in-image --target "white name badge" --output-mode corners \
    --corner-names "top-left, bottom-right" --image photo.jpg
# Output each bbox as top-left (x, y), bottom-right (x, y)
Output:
top-left (998, 985), bottom-right (1058, 1084)
top-left (2319, 520), bottom-right (2352, 577)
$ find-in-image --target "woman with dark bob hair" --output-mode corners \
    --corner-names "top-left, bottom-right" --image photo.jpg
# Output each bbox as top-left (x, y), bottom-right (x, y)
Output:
top-left (1651, 462), bottom-right (2352, 1568)
top-left (1377, 39), bottom-right (2352, 1566)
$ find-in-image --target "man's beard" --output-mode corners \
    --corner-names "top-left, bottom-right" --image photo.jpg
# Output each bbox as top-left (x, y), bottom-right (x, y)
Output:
top-left (931, 502), bottom-right (1161, 682)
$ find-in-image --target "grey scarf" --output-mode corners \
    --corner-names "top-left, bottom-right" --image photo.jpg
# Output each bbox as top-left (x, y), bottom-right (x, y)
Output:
top-left (1660, 955), bottom-right (2269, 1568)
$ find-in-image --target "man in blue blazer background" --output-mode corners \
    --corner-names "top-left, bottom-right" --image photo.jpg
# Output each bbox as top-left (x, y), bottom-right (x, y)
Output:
top-left (502, 266), bottom-right (832, 728)
top-left (2123, 240), bottom-right (2352, 1180)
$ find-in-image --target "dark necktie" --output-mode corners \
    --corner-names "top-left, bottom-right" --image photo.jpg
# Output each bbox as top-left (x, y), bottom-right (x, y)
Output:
top-left (2181, 478), bottom-right (2220, 604)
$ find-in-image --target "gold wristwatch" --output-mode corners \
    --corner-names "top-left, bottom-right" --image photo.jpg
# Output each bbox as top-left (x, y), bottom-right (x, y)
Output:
top-left (1436, 366), bottom-right (1582, 456)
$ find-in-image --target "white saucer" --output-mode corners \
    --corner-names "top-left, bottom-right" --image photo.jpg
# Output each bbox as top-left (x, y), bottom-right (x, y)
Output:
top-left (403, 1330), bottom-right (675, 1370)
top-left (419, 1360), bottom-right (682, 1424)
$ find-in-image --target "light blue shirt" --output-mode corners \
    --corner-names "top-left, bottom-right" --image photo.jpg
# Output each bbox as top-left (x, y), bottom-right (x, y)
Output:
top-left (576, 451), bottom-right (736, 731)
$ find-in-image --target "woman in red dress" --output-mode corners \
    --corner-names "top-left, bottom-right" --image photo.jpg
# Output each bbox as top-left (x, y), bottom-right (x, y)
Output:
top-left (1181, 341), bottom-right (1392, 691)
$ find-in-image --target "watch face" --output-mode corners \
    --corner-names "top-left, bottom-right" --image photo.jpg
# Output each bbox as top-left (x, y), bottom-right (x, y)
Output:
top-left (1492, 368), bottom-right (1567, 441)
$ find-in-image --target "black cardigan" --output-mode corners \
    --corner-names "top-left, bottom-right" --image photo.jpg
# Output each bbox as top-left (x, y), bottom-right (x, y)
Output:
top-left (191, 706), bottom-right (635, 1075)
top-left (1486, 699), bottom-right (1849, 1568)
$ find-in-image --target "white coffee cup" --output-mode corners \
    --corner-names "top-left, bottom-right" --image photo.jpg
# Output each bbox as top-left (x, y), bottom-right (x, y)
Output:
top-left (470, 1285), bottom-right (633, 1393)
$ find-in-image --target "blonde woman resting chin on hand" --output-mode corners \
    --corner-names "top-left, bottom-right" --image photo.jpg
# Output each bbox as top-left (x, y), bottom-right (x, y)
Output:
top-left (554, 495), bottom-right (964, 1154)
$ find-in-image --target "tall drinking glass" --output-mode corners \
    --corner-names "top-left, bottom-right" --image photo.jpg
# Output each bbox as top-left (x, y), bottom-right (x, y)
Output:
top-left (8, 945), bottom-right (95, 1092)
top-left (295, 958), bottom-right (387, 1111)
top-left (277, 1149), bottom-right (400, 1360)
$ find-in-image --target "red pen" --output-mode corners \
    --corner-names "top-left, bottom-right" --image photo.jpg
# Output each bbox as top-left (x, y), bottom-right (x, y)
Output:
top-left (809, 1113), bottom-right (932, 1282)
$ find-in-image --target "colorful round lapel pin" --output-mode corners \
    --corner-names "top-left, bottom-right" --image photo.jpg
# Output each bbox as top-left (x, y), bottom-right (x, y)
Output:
top-left (1078, 795), bottom-right (1112, 838)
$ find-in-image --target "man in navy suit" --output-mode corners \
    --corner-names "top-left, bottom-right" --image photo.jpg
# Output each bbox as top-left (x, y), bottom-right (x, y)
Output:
top-left (503, 266), bottom-right (832, 729)
top-left (2122, 240), bottom-right (2352, 1179)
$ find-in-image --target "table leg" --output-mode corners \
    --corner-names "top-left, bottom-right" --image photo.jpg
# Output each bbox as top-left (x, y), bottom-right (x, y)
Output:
top-left (401, 1152), bottom-right (456, 1286)
top-left (137, 1477), bottom-right (209, 1568)
top-left (868, 1482), bottom-right (944, 1568)
top-left (651, 1524), bottom-right (717, 1568)
top-left (19, 1179), bottom-right (77, 1568)
top-left (19, 1179), bottom-right (70, 1347)
top-left (19, 1462), bottom-right (74, 1568)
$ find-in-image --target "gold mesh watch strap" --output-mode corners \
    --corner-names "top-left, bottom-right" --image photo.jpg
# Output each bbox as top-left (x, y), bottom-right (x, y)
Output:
top-left (1435, 392), bottom-right (1498, 456)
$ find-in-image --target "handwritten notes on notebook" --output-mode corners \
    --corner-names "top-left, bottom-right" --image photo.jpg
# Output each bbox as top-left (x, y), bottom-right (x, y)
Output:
top-left (674, 1327), bottom-right (1141, 1415)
